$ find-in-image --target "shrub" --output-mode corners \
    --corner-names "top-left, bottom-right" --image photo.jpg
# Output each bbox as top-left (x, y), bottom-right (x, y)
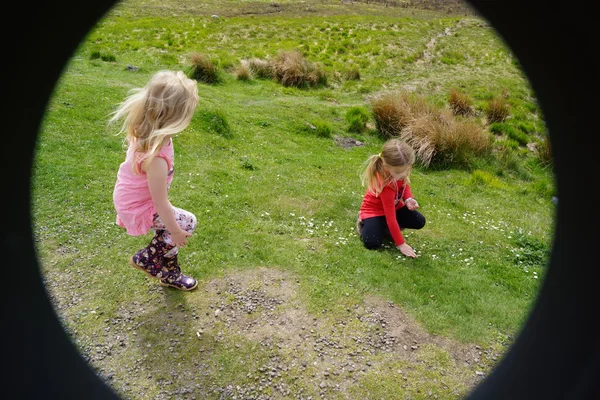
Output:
top-left (345, 106), bottom-right (370, 133)
top-left (271, 50), bottom-right (327, 88)
top-left (485, 96), bottom-right (510, 123)
top-left (448, 88), bottom-right (474, 116)
top-left (188, 52), bottom-right (220, 84)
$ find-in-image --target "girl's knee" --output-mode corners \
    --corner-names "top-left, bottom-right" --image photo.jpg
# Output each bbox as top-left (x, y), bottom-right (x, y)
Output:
top-left (178, 211), bottom-right (197, 233)
top-left (362, 235), bottom-right (382, 250)
top-left (416, 215), bottom-right (426, 229)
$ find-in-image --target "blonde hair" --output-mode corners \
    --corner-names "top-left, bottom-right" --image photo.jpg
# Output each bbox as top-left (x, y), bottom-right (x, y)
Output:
top-left (109, 70), bottom-right (199, 173)
top-left (360, 138), bottom-right (415, 196)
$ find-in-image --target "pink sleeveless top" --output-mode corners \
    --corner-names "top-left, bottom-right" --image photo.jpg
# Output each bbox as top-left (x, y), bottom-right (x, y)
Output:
top-left (113, 139), bottom-right (174, 236)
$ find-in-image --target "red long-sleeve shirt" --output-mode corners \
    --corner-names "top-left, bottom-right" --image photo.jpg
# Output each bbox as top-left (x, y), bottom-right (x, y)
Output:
top-left (359, 179), bottom-right (413, 246)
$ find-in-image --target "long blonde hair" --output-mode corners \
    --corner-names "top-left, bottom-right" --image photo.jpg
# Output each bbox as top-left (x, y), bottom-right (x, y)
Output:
top-left (360, 138), bottom-right (415, 196)
top-left (109, 70), bottom-right (199, 173)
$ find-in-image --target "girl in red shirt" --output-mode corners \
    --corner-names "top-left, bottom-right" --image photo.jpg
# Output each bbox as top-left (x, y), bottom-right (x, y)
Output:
top-left (357, 139), bottom-right (425, 258)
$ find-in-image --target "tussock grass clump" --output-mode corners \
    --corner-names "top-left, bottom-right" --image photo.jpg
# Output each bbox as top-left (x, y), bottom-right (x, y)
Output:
top-left (343, 67), bottom-right (361, 81)
top-left (467, 169), bottom-right (504, 189)
top-left (449, 88), bottom-right (474, 116)
top-left (370, 92), bottom-right (414, 138)
top-left (485, 96), bottom-right (510, 123)
top-left (246, 58), bottom-right (274, 79)
top-left (402, 110), bottom-right (492, 167)
top-left (370, 91), bottom-right (430, 138)
top-left (536, 135), bottom-right (553, 167)
top-left (304, 120), bottom-right (332, 138)
top-left (188, 52), bottom-right (220, 84)
top-left (90, 50), bottom-right (116, 62)
top-left (234, 61), bottom-right (251, 81)
top-left (345, 106), bottom-right (370, 133)
top-left (271, 50), bottom-right (327, 88)
top-left (505, 126), bottom-right (528, 146)
top-left (398, 109), bottom-right (450, 166)
top-left (372, 90), bottom-right (492, 167)
top-left (516, 120), bottom-right (536, 134)
top-left (313, 120), bottom-right (332, 138)
top-left (489, 122), bottom-right (528, 146)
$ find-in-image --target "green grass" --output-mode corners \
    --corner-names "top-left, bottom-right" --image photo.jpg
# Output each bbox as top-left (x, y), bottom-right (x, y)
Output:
top-left (32, 1), bottom-right (554, 398)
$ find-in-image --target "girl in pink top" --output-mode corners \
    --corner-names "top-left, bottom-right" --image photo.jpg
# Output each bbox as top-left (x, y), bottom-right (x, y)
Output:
top-left (357, 139), bottom-right (426, 258)
top-left (111, 70), bottom-right (199, 291)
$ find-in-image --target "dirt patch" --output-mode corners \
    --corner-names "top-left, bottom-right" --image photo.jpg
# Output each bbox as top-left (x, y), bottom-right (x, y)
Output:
top-left (44, 266), bottom-right (502, 399)
top-left (333, 136), bottom-right (364, 149)
top-left (207, 269), bottom-right (482, 366)
top-left (192, 268), bottom-right (492, 398)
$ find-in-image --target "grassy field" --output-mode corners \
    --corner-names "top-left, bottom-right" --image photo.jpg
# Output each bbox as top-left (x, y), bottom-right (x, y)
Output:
top-left (33, 1), bottom-right (554, 398)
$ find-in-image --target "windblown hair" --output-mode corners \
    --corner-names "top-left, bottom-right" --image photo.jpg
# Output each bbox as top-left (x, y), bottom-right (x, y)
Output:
top-left (360, 138), bottom-right (415, 196)
top-left (109, 70), bottom-right (199, 173)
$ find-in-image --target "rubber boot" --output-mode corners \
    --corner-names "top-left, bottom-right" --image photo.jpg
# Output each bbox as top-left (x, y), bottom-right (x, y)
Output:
top-left (159, 251), bottom-right (198, 291)
top-left (129, 231), bottom-right (170, 279)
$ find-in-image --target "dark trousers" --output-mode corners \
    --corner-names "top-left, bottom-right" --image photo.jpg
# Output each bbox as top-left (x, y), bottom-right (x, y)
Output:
top-left (361, 206), bottom-right (426, 250)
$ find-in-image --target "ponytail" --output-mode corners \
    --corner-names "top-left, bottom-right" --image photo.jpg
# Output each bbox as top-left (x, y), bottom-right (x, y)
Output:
top-left (360, 154), bottom-right (392, 196)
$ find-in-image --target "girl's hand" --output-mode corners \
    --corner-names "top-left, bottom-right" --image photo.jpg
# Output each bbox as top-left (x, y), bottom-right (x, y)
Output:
top-left (171, 229), bottom-right (192, 247)
top-left (405, 198), bottom-right (419, 211)
top-left (397, 243), bottom-right (417, 258)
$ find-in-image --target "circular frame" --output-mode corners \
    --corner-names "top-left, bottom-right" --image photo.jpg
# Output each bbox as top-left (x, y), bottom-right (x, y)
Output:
top-left (4, 1), bottom-right (598, 398)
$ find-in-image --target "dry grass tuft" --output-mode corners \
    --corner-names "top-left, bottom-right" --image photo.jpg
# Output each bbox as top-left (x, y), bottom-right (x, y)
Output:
top-left (189, 52), bottom-right (219, 84)
top-left (449, 88), bottom-right (474, 116)
top-left (246, 57), bottom-right (274, 79)
top-left (401, 108), bottom-right (491, 166)
top-left (371, 90), bottom-right (492, 167)
top-left (370, 91), bottom-right (430, 138)
top-left (234, 61), bottom-right (251, 81)
top-left (485, 96), bottom-right (510, 123)
top-left (271, 50), bottom-right (327, 88)
top-left (371, 95), bottom-right (408, 138)
top-left (343, 67), bottom-right (361, 81)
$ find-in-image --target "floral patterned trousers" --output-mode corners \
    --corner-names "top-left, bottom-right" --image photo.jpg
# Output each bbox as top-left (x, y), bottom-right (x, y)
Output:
top-left (151, 206), bottom-right (197, 257)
